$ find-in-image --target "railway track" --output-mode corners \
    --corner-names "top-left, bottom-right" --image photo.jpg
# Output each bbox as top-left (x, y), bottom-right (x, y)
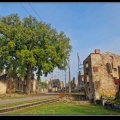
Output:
top-left (0, 97), bottom-right (59, 114)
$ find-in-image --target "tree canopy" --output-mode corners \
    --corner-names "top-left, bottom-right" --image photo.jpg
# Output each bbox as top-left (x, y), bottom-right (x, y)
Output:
top-left (40, 81), bottom-right (48, 89)
top-left (0, 14), bottom-right (72, 94)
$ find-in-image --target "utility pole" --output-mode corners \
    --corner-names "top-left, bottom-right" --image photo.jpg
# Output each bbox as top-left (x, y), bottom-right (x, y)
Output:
top-left (52, 72), bottom-right (53, 80)
top-left (65, 69), bottom-right (66, 94)
top-left (68, 55), bottom-right (71, 95)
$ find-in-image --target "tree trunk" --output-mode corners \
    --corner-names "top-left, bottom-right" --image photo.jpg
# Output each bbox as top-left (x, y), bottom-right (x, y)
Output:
top-left (7, 73), bottom-right (11, 94)
top-left (25, 65), bottom-right (33, 94)
top-left (36, 80), bottom-right (39, 93)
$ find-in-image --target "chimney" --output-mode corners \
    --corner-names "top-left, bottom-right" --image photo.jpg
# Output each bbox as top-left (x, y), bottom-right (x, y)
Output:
top-left (95, 49), bottom-right (100, 54)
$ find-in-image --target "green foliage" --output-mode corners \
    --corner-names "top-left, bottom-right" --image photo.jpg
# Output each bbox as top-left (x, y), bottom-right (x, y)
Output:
top-left (40, 81), bottom-right (48, 88)
top-left (110, 99), bottom-right (120, 105)
top-left (0, 13), bottom-right (72, 93)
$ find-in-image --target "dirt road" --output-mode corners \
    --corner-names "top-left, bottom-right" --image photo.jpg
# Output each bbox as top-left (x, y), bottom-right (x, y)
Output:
top-left (0, 94), bottom-right (59, 105)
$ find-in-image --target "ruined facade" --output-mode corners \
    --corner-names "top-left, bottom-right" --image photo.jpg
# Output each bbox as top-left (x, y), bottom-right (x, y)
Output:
top-left (0, 73), bottom-right (7, 94)
top-left (77, 71), bottom-right (84, 91)
top-left (71, 77), bottom-right (78, 92)
top-left (0, 73), bottom-right (17, 94)
top-left (0, 72), bottom-right (44, 94)
top-left (46, 79), bottom-right (64, 92)
top-left (7, 77), bottom-right (39, 93)
top-left (65, 77), bottom-right (78, 92)
top-left (16, 77), bottom-right (26, 93)
top-left (83, 49), bottom-right (120, 101)
top-left (31, 80), bottom-right (39, 93)
top-left (65, 82), bottom-right (69, 92)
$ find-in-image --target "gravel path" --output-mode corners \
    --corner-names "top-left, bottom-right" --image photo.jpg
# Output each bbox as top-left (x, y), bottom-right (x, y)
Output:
top-left (0, 95), bottom-right (59, 105)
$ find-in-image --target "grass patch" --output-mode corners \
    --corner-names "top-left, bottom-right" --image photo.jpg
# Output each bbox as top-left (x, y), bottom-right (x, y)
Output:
top-left (110, 99), bottom-right (120, 105)
top-left (7, 102), bottom-right (120, 115)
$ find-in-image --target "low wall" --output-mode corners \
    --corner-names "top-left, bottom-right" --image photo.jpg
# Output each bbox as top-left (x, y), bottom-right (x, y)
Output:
top-left (104, 103), bottom-right (120, 112)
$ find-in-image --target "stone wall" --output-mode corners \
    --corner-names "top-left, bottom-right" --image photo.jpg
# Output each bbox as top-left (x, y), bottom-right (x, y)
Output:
top-left (0, 81), bottom-right (7, 94)
top-left (83, 51), bottom-right (120, 101)
top-left (0, 74), bottom-right (7, 94)
top-left (83, 54), bottom-right (93, 100)
top-left (71, 77), bottom-right (78, 92)
top-left (98, 52), bottom-right (120, 98)
top-left (40, 88), bottom-right (48, 93)
top-left (47, 79), bottom-right (62, 92)
top-left (32, 80), bottom-right (39, 93)
top-left (78, 71), bottom-right (84, 91)
top-left (60, 81), bottom-right (64, 89)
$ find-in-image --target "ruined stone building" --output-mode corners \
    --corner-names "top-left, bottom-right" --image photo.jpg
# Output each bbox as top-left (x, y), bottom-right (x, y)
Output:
top-left (45, 80), bottom-right (52, 92)
top-left (31, 80), bottom-right (39, 93)
top-left (0, 73), bottom-right (40, 94)
top-left (83, 49), bottom-right (120, 101)
top-left (65, 77), bottom-right (78, 92)
top-left (77, 71), bottom-right (84, 91)
top-left (65, 82), bottom-right (69, 92)
top-left (16, 78), bottom-right (40, 93)
top-left (71, 77), bottom-right (78, 92)
top-left (46, 79), bottom-right (64, 92)
top-left (16, 77), bottom-right (26, 93)
top-left (37, 80), bottom-right (49, 93)
top-left (0, 72), bottom-right (18, 94)
top-left (0, 73), bottom-right (7, 94)
top-left (60, 81), bottom-right (64, 92)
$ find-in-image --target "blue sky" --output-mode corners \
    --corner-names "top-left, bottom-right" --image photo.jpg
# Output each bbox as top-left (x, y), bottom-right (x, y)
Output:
top-left (0, 2), bottom-right (120, 84)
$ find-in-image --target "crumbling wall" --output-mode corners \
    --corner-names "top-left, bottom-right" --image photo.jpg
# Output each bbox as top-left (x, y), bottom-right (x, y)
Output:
top-left (0, 74), bottom-right (7, 94)
top-left (99, 52), bottom-right (120, 98)
top-left (91, 52), bottom-right (120, 100)
top-left (84, 51), bottom-right (120, 101)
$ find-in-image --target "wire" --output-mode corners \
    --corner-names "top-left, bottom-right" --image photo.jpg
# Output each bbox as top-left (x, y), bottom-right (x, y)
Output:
top-left (28, 3), bottom-right (42, 21)
top-left (20, 2), bottom-right (31, 16)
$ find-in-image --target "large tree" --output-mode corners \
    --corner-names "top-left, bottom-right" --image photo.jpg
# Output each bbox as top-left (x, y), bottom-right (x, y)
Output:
top-left (0, 14), bottom-right (72, 94)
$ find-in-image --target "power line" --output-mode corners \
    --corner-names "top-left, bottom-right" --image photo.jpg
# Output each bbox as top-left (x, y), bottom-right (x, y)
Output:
top-left (28, 3), bottom-right (42, 21)
top-left (20, 2), bottom-right (31, 16)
